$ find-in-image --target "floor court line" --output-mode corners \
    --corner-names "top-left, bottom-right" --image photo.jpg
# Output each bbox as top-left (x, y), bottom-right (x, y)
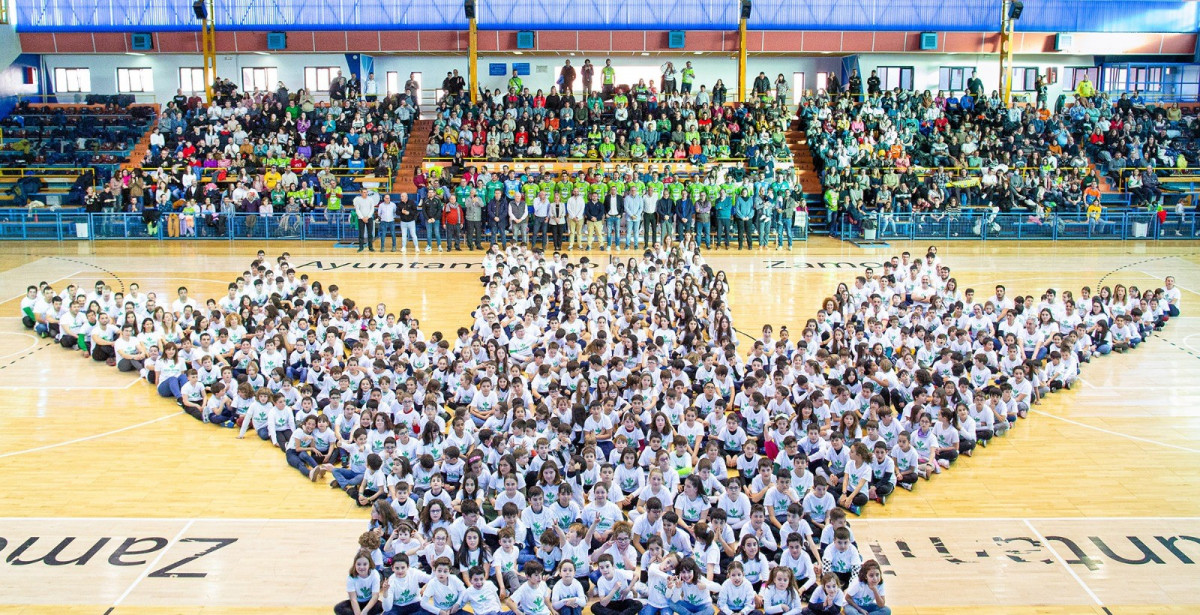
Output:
top-left (0, 380), bottom-right (143, 391)
top-left (108, 518), bottom-right (195, 612)
top-left (5, 515), bottom-right (1199, 523)
top-left (0, 411), bottom-right (183, 459)
top-left (1030, 409), bottom-right (1200, 454)
top-left (0, 331), bottom-right (42, 360)
top-left (0, 270), bottom-right (82, 304)
top-left (1023, 519), bottom-right (1110, 613)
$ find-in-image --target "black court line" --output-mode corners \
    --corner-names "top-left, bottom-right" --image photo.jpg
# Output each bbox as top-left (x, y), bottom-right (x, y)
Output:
top-left (1095, 253), bottom-right (1196, 291)
top-left (0, 340), bottom-right (54, 370)
top-left (48, 256), bottom-right (126, 294)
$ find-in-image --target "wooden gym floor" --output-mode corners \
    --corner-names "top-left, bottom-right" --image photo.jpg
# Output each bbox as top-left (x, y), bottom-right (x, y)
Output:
top-left (1, 238), bottom-right (1199, 615)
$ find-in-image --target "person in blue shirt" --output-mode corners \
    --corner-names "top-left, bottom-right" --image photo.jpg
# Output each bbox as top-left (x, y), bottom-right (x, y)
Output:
top-left (734, 190), bottom-right (755, 250)
top-left (714, 190), bottom-right (734, 249)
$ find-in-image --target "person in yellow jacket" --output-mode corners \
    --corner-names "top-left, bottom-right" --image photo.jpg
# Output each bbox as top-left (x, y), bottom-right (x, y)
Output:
top-left (1076, 76), bottom-right (1096, 101)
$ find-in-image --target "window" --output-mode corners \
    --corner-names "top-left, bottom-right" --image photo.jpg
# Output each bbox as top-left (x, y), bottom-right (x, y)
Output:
top-left (792, 72), bottom-right (805, 99)
top-left (816, 72), bottom-right (829, 93)
top-left (1105, 66), bottom-right (1129, 92)
top-left (242, 67), bottom-right (278, 92)
top-left (305, 66), bottom-right (341, 93)
top-left (386, 71), bottom-right (400, 96)
top-left (1129, 67), bottom-right (1164, 93)
top-left (1064, 67), bottom-right (1099, 91)
top-left (877, 66), bottom-right (913, 91)
top-left (54, 67), bottom-right (91, 93)
top-left (407, 72), bottom-right (427, 105)
top-left (1012, 67), bottom-right (1040, 92)
top-left (938, 67), bottom-right (969, 92)
top-left (179, 67), bottom-right (206, 93)
top-left (117, 67), bottom-right (153, 93)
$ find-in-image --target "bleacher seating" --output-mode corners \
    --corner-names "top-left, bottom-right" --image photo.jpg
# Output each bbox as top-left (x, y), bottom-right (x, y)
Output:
top-left (425, 89), bottom-right (791, 167)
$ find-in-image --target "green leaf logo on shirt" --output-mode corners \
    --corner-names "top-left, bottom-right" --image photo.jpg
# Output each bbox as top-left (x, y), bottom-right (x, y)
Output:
top-left (437, 591), bottom-right (459, 608)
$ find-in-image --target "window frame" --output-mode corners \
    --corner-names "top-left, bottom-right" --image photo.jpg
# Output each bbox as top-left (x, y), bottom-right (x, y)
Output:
top-left (1064, 67), bottom-right (1099, 92)
top-left (877, 66), bottom-right (914, 92)
top-left (304, 66), bottom-right (341, 93)
top-left (241, 67), bottom-right (279, 93)
top-left (54, 67), bottom-right (91, 93)
top-left (938, 66), bottom-right (969, 92)
top-left (179, 67), bottom-right (206, 94)
top-left (1011, 67), bottom-right (1040, 92)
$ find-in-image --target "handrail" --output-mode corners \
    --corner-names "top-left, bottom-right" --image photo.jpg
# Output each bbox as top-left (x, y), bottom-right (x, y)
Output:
top-left (126, 166), bottom-right (393, 192)
top-left (14, 93), bottom-right (159, 104)
top-left (423, 156), bottom-right (749, 165)
top-left (0, 167), bottom-right (92, 177)
top-left (836, 209), bottom-right (1195, 241)
top-left (0, 210), bottom-right (807, 242)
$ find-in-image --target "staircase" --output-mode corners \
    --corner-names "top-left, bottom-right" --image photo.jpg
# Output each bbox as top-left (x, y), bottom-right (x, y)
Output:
top-left (123, 104), bottom-right (160, 170)
top-left (394, 119), bottom-right (433, 194)
top-left (788, 120), bottom-right (830, 234)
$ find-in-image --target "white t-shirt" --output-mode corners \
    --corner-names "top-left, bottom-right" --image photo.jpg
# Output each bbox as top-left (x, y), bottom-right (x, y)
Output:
top-left (345, 571), bottom-right (381, 603)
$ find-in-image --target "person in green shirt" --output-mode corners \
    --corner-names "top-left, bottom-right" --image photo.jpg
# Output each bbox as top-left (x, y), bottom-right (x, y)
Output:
top-left (601, 59), bottom-right (616, 99)
top-left (680, 61), bottom-right (696, 94)
top-left (609, 177), bottom-right (627, 197)
top-left (522, 181), bottom-right (539, 204)
top-left (598, 138), bottom-right (616, 162)
top-left (486, 178), bottom-right (504, 202)
top-left (590, 180), bottom-right (608, 199)
top-left (647, 174), bottom-right (664, 197)
top-left (630, 138), bottom-right (647, 161)
top-left (326, 185), bottom-right (343, 219)
top-left (508, 70), bottom-right (523, 93)
top-left (667, 179), bottom-right (684, 201)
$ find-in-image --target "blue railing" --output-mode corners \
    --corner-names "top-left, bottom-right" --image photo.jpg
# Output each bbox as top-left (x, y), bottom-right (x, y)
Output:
top-left (0, 211), bottom-right (815, 243)
top-left (836, 210), bottom-right (1200, 241)
top-left (0, 211), bottom-right (360, 241)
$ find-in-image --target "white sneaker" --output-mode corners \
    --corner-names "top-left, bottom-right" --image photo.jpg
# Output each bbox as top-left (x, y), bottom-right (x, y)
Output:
top-left (425, 246), bottom-right (432, 253)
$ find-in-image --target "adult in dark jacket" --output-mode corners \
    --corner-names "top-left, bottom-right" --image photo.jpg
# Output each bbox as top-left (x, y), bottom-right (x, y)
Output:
top-left (486, 192), bottom-right (510, 249)
top-left (422, 189), bottom-right (444, 252)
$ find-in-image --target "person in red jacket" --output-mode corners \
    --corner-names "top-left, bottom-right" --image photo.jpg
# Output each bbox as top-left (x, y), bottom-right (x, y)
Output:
top-left (442, 195), bottom-right (464, 251)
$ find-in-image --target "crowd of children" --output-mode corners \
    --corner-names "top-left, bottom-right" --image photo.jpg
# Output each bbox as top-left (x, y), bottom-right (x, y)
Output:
top-left (17, 242), bottom-right (1182, 615)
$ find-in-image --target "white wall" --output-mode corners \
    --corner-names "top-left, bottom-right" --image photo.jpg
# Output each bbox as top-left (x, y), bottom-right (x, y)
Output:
top-left (39, 51), bottom-right (1096, 107)
top-left (856, 53), bottom-right (1098, 103)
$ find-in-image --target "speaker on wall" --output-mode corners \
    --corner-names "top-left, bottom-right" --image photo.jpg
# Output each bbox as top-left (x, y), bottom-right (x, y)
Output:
top-left (740, 0), bottom-right (752, 19)
top-left (464, 0), bottom-right (475, 19)
top-left (919, 32), bottom-right (938, 50)
top-left (192, 0), bottom-right (207, 20)
top-left (516, 31), bottom-right (535, 49)
top-left (668, 31), bottom-right (686, 49)
top-left (1054, 33), bottom-right (1074, 52)
top-left (130, 33), bottom-right (153, 51)
top-left (267, 32), bottom-right (287, 50)
top-left (1009, 0), bottom-right (1023, 20)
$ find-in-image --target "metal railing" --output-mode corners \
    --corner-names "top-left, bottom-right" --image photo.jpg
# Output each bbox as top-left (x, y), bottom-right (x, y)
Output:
top-left (836, 210), bottom-right (1199, 241)
top-left (0, 210), bottom-right (811, 242)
